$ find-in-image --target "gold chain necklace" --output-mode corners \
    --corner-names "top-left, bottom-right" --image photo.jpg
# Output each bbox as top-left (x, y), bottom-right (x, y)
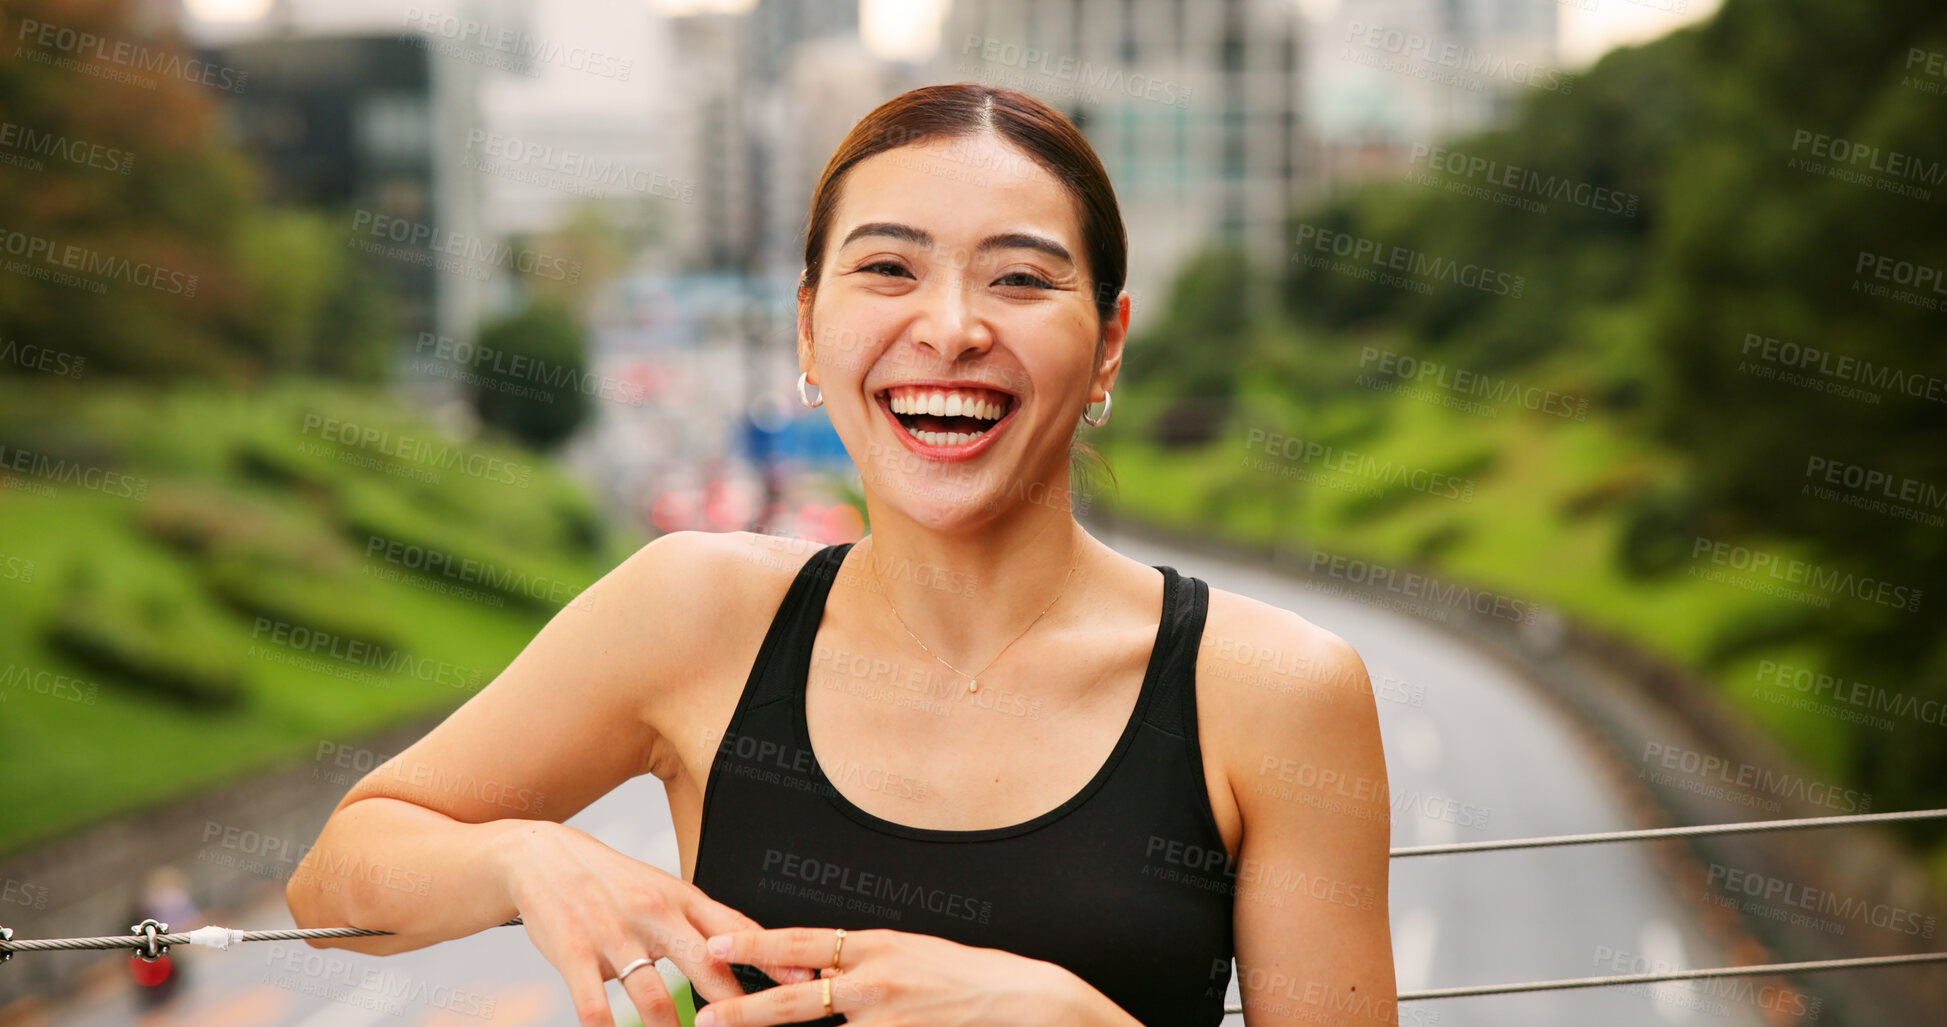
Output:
top-left (867, 543), bottom-right (1078, 694)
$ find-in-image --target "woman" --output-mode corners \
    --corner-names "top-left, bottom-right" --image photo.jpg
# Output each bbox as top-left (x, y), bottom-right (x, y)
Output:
top-left (288, 83), bottom-right (1395, 1027)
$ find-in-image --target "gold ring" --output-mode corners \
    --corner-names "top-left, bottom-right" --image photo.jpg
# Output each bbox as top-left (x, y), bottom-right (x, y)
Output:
top-left (829, 927), bottom-right (846, 970)
top-left (820, 975), bottom-right (833, 1016)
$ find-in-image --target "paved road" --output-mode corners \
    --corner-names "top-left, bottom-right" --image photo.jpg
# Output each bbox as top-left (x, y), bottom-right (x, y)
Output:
top-left (12, 534), bottom-right (1765, 1027)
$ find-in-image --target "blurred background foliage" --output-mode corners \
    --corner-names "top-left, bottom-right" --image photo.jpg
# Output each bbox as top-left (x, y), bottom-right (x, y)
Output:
top-left (0, 0), bottom-right (623, 855)
top-left (1105, 0), bottom-right (1947, 865)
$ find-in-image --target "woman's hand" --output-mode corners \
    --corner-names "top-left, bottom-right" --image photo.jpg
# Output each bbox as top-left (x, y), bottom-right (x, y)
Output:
top-left (498, 821), bottom-right (814, 1027)
top-left (692, 927), bottom-right (1126, 1026)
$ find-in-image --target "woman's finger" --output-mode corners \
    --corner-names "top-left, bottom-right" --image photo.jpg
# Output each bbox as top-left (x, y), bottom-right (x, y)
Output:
top-left (615, 958), bottom-right (684, 1027)
top-left (556, 957), bottom-right (621, 1027)
top-left (705, 926), bottom-right (844, 974)
top-left (686, 896), bottom-right (815, 986)
top-left (644, 923), bottom-right (747, 1005)
top-left (692, 976), bottom-right (836, 1027)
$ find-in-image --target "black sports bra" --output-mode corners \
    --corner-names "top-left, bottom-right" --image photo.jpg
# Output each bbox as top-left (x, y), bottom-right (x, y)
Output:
top-left (690, 542), bottom-right (1236, 1025)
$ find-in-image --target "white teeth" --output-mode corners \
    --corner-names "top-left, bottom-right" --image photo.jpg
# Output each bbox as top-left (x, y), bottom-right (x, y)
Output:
top-left (904, 424), bottom-right (983, 447)
top-left (884, 389), bottom-right (1010, 423)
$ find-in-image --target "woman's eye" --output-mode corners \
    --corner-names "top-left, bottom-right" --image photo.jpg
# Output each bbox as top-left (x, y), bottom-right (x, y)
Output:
top-left (861, 261), bottom-right (912, 278)
top-left (996, 271), bottom-right (1052, 289)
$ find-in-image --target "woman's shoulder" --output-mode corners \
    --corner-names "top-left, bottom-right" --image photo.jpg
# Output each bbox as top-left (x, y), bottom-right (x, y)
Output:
top-left (607, 531), bottom-right (839, 756)
top-left (1191, 580), bottom-right (1381, 760)
top-left (616, 528), bottom-right (836, 632)
top-left (1195, 583), bottom-right (1369, 696)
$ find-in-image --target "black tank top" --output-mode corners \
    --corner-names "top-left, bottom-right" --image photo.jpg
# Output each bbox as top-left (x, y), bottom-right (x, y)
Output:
top-left (690, 542), bottom-right (1236, 1026)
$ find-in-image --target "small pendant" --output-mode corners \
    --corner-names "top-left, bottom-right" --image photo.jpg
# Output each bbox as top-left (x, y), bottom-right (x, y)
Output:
top-left (967, 678), bottom-right (979, 693)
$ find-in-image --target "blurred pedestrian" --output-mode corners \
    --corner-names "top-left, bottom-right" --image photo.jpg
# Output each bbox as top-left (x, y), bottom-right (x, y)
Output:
top-left (125, 866), bottom-right (199, 1024)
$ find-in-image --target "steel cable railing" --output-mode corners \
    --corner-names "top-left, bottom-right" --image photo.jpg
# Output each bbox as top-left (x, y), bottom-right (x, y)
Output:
top-left (4, 809), bottom-right (1943, 1017)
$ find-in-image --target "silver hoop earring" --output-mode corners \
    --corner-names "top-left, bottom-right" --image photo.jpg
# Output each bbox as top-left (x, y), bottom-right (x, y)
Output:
top-left (1083, 391), bottom-right (1112, 427)
top-left (797, 371), bottom-right (824, 409)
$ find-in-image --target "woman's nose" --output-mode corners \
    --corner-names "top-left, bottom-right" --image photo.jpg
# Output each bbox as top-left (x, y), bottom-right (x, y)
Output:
top-left (911, 276), bottom-right (992, 363)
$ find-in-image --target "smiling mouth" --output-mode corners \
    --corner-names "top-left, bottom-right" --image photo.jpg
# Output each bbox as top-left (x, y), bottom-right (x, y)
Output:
top-left (878, 385), bottom-right (1016, 447)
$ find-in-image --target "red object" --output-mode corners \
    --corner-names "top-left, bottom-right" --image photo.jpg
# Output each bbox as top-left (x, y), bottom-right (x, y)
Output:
top-left (128, 954), bottom-right (173, 987)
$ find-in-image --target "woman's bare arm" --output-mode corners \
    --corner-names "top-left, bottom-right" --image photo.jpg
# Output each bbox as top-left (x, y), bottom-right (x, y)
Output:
top-left (1200, 593), bottom-right (1398, 1026)
top-left (285, 530), bottom-right (761, 956)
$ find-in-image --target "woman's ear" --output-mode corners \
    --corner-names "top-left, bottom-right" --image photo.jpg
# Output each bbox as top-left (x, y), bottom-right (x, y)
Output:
top-left (796, 281), bottom-right (815, 371)
top-left (1093, 290), bottom-right (1132, 397)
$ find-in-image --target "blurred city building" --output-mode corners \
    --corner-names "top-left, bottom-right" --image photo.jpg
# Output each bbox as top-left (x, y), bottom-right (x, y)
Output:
top-left (938, 0), bottom-right (1306, 307)
top-left (1302, 0), bottom-right (1562, 187)
top-left (661, 0), bottom-right (919, 278)
top-left (200, 32), bottom-right (490, 348)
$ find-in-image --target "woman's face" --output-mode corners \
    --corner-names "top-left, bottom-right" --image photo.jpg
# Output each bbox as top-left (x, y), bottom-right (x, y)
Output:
top-left (798, 130), bottom-right (1128, 531)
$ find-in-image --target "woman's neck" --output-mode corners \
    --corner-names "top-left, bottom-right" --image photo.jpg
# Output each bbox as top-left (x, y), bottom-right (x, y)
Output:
top-left (848, 497), bottom-right (1094, 660)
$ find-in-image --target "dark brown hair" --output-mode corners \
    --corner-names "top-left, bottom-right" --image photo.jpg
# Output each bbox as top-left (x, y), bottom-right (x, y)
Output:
top-left (800, 83), bottom-right (1127, 325)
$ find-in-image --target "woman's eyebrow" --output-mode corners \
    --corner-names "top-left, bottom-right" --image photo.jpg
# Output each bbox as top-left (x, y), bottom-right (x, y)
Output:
top-left (839, 222), bottom-right (1074, 265)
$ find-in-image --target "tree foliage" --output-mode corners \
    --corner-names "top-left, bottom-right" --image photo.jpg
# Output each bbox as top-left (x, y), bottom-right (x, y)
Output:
top-left (0, 0), bottom-right (402, 382)
top-left (1248, 0), bottom-right (1947, 823)
top-left (470, 300), bottom-right (592, 449)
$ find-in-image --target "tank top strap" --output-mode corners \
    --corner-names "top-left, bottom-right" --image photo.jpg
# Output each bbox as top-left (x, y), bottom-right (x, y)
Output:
top-left (739, 540), bottom-right (854, 710)
top-left (1140, 565), bottom-right (1210, 739)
